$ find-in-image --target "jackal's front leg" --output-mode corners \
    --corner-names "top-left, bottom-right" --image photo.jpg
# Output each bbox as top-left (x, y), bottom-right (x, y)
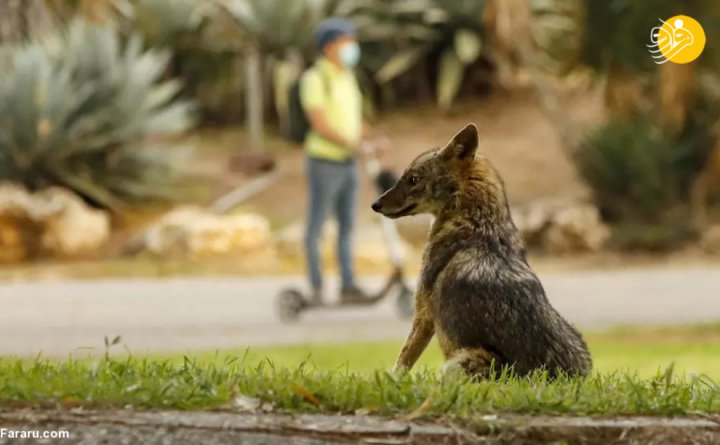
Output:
top-left (393, 289), bottom-right (434, 374)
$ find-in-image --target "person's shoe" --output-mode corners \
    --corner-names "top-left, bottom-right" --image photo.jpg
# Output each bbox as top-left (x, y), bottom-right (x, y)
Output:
top-left (340, 286), bottom-right (371, 304)
top-left (306, 288), bottom-right (324, 306)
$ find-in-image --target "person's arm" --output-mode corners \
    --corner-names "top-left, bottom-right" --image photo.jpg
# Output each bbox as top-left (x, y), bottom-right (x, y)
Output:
top-left (306, 108), bottom-right (358, 152)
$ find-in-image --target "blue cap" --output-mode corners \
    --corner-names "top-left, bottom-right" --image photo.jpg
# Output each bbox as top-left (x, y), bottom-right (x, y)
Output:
top-left (314, 18), bottom-right (357, 50)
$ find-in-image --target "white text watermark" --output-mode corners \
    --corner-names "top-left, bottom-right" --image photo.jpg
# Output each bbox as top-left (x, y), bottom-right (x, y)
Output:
top-left (0, 428), bottom-right (70, 440)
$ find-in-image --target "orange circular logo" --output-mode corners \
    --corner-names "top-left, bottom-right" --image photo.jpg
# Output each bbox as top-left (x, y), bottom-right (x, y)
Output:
top-left (648, 15), bottom-right (706, 64)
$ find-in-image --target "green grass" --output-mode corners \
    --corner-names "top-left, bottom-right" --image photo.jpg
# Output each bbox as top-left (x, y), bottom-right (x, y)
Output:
top-left (1, 324), bottom-right (720, 416)
top-left (1, 354), bottom-right (719, 417)
top-left (183, 323), bottom-right (720, 378)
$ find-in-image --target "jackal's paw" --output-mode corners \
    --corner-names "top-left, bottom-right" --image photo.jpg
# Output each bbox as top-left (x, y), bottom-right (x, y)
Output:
top-left (441, 360), bottom-right (466, 382)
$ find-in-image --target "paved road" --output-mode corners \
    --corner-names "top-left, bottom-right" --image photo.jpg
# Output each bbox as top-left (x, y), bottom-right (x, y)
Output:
top-left (0, 266), bottom-right (718, 356)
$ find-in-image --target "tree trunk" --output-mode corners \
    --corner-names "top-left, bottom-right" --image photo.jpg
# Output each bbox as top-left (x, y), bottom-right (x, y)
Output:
top-left (273, 49), bottom-right (304, 137)
top-left (658, 62), bottom-right (695, 135)
top-left (484, 0), bottom-right (583, 154)
top-left (245, 45), bottom-right (264, 152)
top-left (483, 0), bottom-right (594, 155)
top-left (414, 58), bottom-right (431, 101)
top-left (528, 69), bottom-right (584, 154)
top-left (691, 139), bottom-right (720, 228)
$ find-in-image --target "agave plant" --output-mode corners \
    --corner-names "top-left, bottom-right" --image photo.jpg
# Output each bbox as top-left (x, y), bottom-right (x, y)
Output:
top-left (342, 0), bottom-right (486, 112)
top-left (347, 0), bottom-right (585, 112)
top-left (130, 0), bottom-right (208, 46)
top-left (0, 21), bottom-right (196, 209)
top-left (221, 0), bottom-right (324, 55)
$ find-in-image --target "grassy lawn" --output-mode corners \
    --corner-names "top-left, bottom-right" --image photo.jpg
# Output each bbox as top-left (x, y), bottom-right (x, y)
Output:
top-left (1, 324), bottom-right (720, 417)
top-left (201, 327), bottom-right (720, 378)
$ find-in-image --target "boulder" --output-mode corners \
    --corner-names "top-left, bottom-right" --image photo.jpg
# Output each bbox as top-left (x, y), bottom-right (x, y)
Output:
top-left (512, 198), bottom-right (610, 254)
top-left (34, 188), bottom-right (110, 257)
top-left (143, 206), bottom-right (275, 260)
top-left (0, 184), bottom-right (110, 262)
top-left (0, 184), bottom-right (33, 263)
top-left (699, 225), bottom-right (720, 254)
top-left (0, 216), bottom-right (28, 263)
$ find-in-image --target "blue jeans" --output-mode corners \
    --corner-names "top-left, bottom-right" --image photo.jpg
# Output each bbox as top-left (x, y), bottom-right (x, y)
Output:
top-left (305, 157), bottom-right (358, 292)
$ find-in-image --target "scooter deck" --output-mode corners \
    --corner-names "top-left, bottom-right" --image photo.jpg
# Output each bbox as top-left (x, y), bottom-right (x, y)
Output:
top-left (300, 297), bottom-right (385, 310)
top-left (275, 284), bottom-right (414, 322)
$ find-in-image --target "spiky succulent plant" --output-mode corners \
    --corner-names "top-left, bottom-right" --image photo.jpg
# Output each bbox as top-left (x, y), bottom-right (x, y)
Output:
top-left (0, 20), bottom-right (196, 209)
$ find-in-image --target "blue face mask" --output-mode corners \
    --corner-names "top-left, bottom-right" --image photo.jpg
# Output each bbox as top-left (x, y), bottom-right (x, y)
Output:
top-left (338, 41), bottom-right (361, 68)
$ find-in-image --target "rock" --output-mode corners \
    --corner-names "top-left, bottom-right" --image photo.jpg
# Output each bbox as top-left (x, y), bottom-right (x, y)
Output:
top-left (0, 184), bottom-right (33, 263)
top-left (512, 198), bottom-right (610, 254)
top-left (143, 206), bottom-right (275, 259)
top-left (700, 225), bottom-right (720, 254)
top-left (0, 184), bottom-right (110, 262)
top-left (0, 216), bottom-right (28, 263)
top-left (0, 183), bottom-right (33, 214)
top-left (542, 205), bottom-right (611, 254)
top-left (34, 188), bottom-right (111, 257)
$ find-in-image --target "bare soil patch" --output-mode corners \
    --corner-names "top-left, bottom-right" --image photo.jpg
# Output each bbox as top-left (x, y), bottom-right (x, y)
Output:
top-left (186, 88), bottom-right (603, 230)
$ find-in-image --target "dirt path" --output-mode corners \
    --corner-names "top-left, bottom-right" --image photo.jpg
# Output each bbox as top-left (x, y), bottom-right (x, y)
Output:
top-left (194, 91), bottom-right (601, 231)
top-left (1, 408), bottom-right (719, 444)
top-left (1, 266), bottom-right (719, 357)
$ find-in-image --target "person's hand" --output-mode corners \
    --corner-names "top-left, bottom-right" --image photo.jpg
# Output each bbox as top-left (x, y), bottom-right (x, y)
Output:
top-left (359, 140), bottom-right (377, 157)
top-left (373, 135), bottom-right (391, 156)
top-left (359, 135), bottom-right (390, 158)
top-left (374, 135), bottom-right (392, 152)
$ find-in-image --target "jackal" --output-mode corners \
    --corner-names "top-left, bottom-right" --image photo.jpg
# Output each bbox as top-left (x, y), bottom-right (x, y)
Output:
top-left (372, 124), bottom-right (592, 378)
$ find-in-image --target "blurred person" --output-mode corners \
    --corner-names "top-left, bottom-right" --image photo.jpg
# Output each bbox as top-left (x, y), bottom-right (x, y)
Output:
top-left (300, 18), bottom-right (378, 305)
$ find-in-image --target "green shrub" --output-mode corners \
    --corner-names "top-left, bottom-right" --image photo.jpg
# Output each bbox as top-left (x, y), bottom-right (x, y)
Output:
top-left (577, 119), bottom-right (677, 223)
top-left (0, 20), bottom-right (196, 209)
top-left (576, 117), bottom-right (713, 249)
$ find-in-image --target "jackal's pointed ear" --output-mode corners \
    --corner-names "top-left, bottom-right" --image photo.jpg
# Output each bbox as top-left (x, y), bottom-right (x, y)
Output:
top-left (441, 124), bottom-right (479, 163)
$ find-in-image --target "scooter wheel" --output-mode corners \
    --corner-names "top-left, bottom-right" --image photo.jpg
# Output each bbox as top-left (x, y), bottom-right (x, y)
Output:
top-left (395, 286), bottom-right (415, 320)
top-left (275, 289), bottom-right (305, 323)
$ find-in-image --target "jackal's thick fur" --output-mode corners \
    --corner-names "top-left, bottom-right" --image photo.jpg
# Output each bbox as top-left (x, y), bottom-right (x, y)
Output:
top-left (373, 124), bottom-right (592, 378)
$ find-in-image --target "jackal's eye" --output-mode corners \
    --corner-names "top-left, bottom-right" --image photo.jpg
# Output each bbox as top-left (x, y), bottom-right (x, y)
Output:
top-left (409, 175), bottom-right (421, 186)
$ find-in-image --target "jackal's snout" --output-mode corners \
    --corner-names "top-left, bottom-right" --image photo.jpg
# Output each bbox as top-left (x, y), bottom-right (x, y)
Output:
top-left (371, 181), bottom-right (419, 218)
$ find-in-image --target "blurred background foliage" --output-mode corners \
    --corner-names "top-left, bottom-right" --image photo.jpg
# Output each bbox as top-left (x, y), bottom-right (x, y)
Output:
top-left (0, 0), bottom-right (588, 125)
top-left (576, 0), bottom-right (720, 247)
top-left (0, 0), bottom-right (719, 249)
